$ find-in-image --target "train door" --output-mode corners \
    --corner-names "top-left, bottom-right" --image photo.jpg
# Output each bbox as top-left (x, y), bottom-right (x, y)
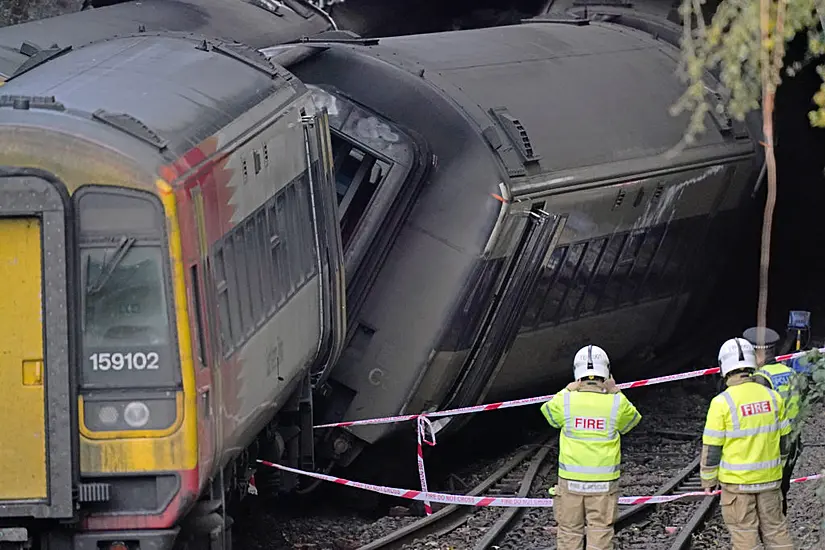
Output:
top-left (0, 174), bottom-right (75, 528)
top-left (442, 206), bottom-right (563, 413)
top-left (189, 187), bottom-right (218, 485)
top-left (0, 218), bottom-right (48, 500)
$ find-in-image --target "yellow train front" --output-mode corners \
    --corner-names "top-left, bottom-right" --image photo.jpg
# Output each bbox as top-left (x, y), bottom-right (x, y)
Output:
top-left (0, 31), bottom-right (345, 550)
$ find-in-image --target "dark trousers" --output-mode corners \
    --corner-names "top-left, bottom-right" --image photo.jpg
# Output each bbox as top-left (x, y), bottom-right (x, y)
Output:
top-left (781, 436), bottom-right (801, 515)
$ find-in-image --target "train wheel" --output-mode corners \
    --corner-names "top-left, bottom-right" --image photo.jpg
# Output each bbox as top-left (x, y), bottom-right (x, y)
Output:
top-left (179, 472), bottom-right (234, 550)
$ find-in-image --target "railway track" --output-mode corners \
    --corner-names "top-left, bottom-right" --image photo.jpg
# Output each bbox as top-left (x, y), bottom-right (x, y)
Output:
top-left (615, 456), bottom-right (719, 550)
top-left (356, 449), bottom-right (717, 550)
top-left (356, 435), bottom-right (554, 550)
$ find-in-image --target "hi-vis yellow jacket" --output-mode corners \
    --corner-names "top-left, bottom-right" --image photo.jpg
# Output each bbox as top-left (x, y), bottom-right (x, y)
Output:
top-left (701, 378), bottom-right (790, 486)
top-left (755, 362), bottom-right (800, 424)
top-left (541, 381), bottom-right (641, 482)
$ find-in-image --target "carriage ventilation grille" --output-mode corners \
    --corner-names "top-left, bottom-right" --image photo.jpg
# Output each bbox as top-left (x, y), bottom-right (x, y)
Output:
top-left (0, 95), bottom-right (65, 111)
top-left (490, 107), bottom-right (541, 165)
top-left (572, 0), bottom-right (634, 7)
top-left (197, 39), bottom-right (289, 81)
top-left (92, 110), bottom-right (169, 151)
top-left (9, 44), bottom-right (72, 80)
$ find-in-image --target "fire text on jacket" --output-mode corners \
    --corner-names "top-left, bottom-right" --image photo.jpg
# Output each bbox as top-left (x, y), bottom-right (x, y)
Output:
top-left (573, 417), bottom-right (606, 430)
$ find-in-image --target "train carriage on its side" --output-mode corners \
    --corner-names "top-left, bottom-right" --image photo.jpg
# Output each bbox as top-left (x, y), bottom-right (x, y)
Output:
top-left (260, 11), bottom-right (764, 470)
top-left (0, 32), bottom-right (345, 550)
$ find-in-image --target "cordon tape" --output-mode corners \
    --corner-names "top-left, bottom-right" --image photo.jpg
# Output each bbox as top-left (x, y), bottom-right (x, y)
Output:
top-left (290, 346), bottom-right (824, 515)
top-left (256, 458), bottom-right (823, 508)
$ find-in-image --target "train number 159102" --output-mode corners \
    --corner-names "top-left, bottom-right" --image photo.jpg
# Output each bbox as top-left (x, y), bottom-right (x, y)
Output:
top-left (89, 352), bottom-right (160, 371)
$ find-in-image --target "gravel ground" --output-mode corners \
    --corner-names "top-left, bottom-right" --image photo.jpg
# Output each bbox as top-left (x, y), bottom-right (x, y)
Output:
top-left (235, 380), bottom-right (825, 550)
top-left (0, 0), bottom-right (83, 27)
top-left (237, 378), bottom-right (719, 549)
top-left (784, 403), bottom-right (824, 549)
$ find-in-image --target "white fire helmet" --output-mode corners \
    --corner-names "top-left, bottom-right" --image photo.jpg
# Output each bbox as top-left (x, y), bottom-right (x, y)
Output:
top-left (573, 345), bottom-right (611, 381)
top-left (717, 337), bottom-right (757, 377)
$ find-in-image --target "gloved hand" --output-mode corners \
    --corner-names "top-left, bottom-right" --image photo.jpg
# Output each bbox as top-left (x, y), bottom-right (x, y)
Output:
top-left (703, 485), bottom-right (719, 495)
top-left (605, 377), bottom-right (619, 393)
top-left (565, 381), bottom-right (581, 391)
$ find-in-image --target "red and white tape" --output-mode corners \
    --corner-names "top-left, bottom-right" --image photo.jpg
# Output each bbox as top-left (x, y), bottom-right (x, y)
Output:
top-left (315, 346), bottom-right (823, 430)
top-left (312, 346), bottom-right (823, 515)
top-left (312, 367), bottom-right (722, 430)
top-left (256, 459), bottom-right (822, 507)
top-left (416, 416), bottom-right (436, 515)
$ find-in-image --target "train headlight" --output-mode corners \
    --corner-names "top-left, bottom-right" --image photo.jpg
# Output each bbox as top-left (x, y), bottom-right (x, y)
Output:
top-left (123, 401), bottom-right (151, 428)
top-left (83, 393), bottom-right (177, 433)
top-left (98, 405), bottom-right (119, 426)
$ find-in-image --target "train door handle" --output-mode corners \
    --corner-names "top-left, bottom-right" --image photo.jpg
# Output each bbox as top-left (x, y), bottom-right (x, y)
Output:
top-left (22, 359), bottom-right (43, 386)
top-left (200, 389), bottom-right (210, 417)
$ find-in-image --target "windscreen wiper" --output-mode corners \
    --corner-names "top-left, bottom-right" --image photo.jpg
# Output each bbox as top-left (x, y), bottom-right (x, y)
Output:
top-left (87, 237), bottom-right (136, 295)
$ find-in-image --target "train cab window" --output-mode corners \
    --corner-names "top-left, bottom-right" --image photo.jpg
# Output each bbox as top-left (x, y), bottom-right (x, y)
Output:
top-left (76, 188), bottom-right (179, 390)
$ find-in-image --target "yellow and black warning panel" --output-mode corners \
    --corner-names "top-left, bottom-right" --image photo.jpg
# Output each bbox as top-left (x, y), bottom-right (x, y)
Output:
top-left (0, 171), bottom-right (75, 520)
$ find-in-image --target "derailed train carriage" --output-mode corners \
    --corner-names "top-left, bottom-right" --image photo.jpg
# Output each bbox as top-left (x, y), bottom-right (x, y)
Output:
top-left (257, 11), bottom-right (764, 468)
top-left (0, 30), bottom-right (346, 550)
top-left (0, 4), bottom-right (766, 549)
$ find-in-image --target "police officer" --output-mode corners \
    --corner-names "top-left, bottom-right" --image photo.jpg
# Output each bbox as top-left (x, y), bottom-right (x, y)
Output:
top-left (540, 345), bottom-right (641, 550)
top-left (701, 337), bottom-right (794, 549)
top-left (743, 327), bottom-right (802, 515)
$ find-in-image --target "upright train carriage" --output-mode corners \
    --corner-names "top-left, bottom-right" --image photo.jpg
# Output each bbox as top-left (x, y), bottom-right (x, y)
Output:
top-left (0, 33), bottom-right (345, 549)
top-left (0, 0), bottom-right (335, 80)
top-left (261, 11), bottom-right (764, 468)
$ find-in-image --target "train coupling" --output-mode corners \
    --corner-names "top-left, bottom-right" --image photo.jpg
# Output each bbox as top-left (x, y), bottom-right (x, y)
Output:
top-left (72, 529), bottom-right (179, 550)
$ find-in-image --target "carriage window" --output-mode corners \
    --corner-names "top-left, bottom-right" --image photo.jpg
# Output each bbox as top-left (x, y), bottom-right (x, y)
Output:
top-left (331, 134), bottom-right (391, 249)
top-left (211, 175), bottom-right (318, 357)
top-left (521, 214), bottom-right (710, 331)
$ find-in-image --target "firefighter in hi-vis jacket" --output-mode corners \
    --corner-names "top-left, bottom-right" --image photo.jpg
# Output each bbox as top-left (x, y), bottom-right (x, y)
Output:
top-left (540, 345), bottom-right (642, 550)
top-left (701, 337), bottom-right (794, 550)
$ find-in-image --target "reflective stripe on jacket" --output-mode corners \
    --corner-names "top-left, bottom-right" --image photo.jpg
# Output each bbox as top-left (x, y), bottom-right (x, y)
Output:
top-left (755, 363), bottom-right (800, 423)
top-left (702, 380), bottom-right (790, 485)
top-left (540, 382), bottom-right (641, 482)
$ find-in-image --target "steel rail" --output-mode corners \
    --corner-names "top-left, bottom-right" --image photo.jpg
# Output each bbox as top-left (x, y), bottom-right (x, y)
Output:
top-left (474, 455), bottom-right (707, 548)
top-left (472, 443), bottom-right (555, 549)
top-left (668, 494), bottom-right (718, 550)
top-left (356, 436), bottom-right (552, 550)
top-left (616, 456), bottom-right (702, 529)
top-left (359, 448), bottom-right (709, 549)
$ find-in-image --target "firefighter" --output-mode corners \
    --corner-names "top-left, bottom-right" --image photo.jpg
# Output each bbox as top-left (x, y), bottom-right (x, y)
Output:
top-left (701, 337), bottom-right (794, 549)
top-left (743, 327), bottom-right (802, 515)
top-left (540, 345), bottom-right (641, 550)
